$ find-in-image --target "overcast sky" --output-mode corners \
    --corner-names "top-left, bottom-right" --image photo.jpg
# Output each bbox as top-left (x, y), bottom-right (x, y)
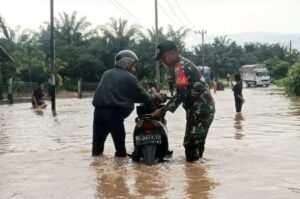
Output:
top-left (1, 0), bottom-right (300, 34)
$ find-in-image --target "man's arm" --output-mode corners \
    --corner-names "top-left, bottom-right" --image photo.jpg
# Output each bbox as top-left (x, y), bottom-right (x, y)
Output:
top-left (127, 75), bottom-right (156, 103)
top-left (237, 84), bottom-right (245, 102)
top-left (163, 87), bottom-right (187, 113)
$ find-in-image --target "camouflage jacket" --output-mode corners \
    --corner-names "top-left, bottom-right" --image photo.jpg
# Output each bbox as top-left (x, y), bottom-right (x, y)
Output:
top-left (164, 57), bottom-right (215, 116)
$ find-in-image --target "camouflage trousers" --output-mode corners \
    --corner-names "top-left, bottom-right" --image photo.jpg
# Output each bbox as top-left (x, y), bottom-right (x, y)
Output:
top-left (183, 84), bottom-right (215, 161)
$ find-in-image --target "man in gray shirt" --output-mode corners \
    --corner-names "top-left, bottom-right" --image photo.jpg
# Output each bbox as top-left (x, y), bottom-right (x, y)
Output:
top-left (92, 50), bottom-right (164, 157)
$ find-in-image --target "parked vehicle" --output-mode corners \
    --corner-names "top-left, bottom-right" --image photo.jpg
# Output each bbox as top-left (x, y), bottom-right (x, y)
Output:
top-left (196, 66), bottom-right (211, 82)
top-left (240, 64), bottom-right (271, 87)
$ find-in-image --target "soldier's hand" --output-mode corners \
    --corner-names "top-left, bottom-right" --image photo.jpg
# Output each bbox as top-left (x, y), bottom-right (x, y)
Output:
top-left (155, 93), bottom-right (168, 103)
top-left (159, 93), bottom-right (168, 103)
top-left (161, 93), bottom-right (168, 101)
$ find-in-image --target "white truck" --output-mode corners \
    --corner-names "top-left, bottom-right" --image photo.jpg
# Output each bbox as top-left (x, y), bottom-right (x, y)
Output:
top-left (240, 64), bottom-right (271, 87)
top-left (196, 66), bottom-right (211, 82)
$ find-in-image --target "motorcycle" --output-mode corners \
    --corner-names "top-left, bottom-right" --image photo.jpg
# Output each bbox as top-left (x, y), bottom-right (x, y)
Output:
top-left (131, 98), bottom-right (172, 165)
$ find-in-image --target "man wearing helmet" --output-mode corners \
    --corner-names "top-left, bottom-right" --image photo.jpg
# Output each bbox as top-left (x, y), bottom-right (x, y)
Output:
top-left (156, 40), bottom-right (215, 162)
top-left (92, 50), bottom-right (165, 157)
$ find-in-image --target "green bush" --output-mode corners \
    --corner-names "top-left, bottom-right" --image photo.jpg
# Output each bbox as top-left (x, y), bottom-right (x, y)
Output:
top-left (63, 76), bottom-right (77, 91)
top-left (19, 67), bottom-right (48, 82)
top-left (264, 58), bottom-right (290, 80)
top-left (271, 61), bottom-right (289, 79)
top-left (283, 62), bottom-right (300, 96)
top-left (274, 78), bottom-right (285, 87)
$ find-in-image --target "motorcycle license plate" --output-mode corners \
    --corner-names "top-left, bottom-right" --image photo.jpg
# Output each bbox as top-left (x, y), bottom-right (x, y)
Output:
top-left (135, 134), bottom-right (162, 145)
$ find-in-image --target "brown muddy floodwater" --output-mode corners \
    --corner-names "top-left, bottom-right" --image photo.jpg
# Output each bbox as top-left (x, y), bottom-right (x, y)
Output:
top-left (0, 86), bottom-right (300, 199)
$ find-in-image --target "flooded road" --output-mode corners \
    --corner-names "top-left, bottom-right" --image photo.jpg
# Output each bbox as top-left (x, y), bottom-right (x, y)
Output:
top-left (0, 86), bottom-right (300, 199)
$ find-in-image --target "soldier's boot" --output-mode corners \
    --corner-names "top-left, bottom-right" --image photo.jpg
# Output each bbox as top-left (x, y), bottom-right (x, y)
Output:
top-left (198, 145), bottom-right (205, 159)
top-left (185, 146), bottom-right (200, 162)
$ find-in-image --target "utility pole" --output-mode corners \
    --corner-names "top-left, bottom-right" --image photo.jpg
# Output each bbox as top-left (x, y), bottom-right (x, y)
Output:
top-left (155, 0), bottom-right (160, 90)
top-left (289, 40), bottom-right (292, 64)
top-left (0, 63), bottom-right (2, 83)
top-left (195, 29), bottom-right (207, 70)
top-left (50, 0), bottom-right (56, 115)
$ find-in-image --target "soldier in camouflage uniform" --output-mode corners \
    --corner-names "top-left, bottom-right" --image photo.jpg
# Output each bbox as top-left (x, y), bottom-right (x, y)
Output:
top-left (155, 40), bottom-right (215, 162)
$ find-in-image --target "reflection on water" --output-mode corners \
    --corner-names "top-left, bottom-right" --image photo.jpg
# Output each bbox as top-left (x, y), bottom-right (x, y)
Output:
top-left (185, 163), bottom-right (216, 199)
top-left (1, 87), bottom-right (300, 199)
top-left (133, 163), bottom-right (167, 198)
top-left (289, 97), bottom-right (300, 117)
top-left (33, 108), bottom-right (44, 116)
top-left (92, 157), bottom-right (131, 199)
top-left (91, 156), bottom-right (215, 199)
top-left (234, 113), bottom-right (244, 140)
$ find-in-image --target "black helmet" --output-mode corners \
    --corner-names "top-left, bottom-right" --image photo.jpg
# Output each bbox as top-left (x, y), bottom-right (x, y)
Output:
top-left (155, 40), bottom-right (177, 61)
top-left (115, 50), bottom-right (138, 71)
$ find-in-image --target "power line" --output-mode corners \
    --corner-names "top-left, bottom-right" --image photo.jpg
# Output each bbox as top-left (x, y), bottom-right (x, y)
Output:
top-left (113, 0), bottom-right (142, 24)
top-left (174, 0), bottom-right (197, 30)
top-left (195, 30), bottom-right (207, 68)
top-left (166, 0), bottom-right (187, 27)
top-left (158, 2), bottom-right (180, 27)
top-left (109, 0), bottom-right (131, 20)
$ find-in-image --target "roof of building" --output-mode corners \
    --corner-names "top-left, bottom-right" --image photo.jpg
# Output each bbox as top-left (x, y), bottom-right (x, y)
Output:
top-left (0, 43), bottom-right (13, 62)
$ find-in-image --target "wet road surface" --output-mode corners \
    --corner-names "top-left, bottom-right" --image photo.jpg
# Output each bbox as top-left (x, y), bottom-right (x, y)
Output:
top-left (0, 86), bottom-right (300, 199)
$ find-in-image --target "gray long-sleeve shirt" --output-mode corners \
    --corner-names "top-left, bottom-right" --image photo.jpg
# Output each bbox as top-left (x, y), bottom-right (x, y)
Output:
top-left (92, 66), bottom-right (155, 118)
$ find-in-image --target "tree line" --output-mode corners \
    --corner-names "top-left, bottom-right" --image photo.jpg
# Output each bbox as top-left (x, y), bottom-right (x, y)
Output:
top-left (0, 11), bottom-right (299, 95)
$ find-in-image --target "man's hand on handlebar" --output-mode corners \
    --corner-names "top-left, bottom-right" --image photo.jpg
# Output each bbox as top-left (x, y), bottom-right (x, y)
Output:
top-left (150, 107), bottom-right (166, 119)
top-left (155, 93), bottom-right (168, 103)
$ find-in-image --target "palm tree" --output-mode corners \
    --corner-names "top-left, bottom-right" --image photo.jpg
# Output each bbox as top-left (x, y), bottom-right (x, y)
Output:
top-left (144, 27), bottom-right (166, 43)
top-left (55, 11), bottom-right (97, 45)
top-left (166, 25), bottom-right (191, 53)
top-left (0, 15), bottom-right (10, 40)
top-left (100, 18), bottom-right (141, 51)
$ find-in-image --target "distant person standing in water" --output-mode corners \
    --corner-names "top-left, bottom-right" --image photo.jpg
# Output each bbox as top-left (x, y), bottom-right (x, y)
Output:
top-left (212, 78), bottom-right (218, 94)
top-left (226, 73), bottom-right (230, 87)
top-left (232, 74), bottom-right (245, 113)
top-left (32, 82), bottom-right (47, 109)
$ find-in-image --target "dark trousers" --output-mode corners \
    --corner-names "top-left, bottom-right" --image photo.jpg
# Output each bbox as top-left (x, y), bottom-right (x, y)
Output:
top-left (92, 107), bottom-right (127, 157)
top-left (168, 82), bottom-right (174, 96)
top-left (235, 98), bottom-right (243, 113)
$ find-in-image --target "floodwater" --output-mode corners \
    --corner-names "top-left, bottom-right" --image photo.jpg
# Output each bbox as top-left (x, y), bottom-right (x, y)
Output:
top-left (0, 86), bottom-right (300, 199)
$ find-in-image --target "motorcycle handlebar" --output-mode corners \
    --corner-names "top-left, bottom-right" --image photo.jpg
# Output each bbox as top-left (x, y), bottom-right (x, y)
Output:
top-left (136, 96), bottom-right (172, 120)
top-left (138, 114), bottom-right (152, 120)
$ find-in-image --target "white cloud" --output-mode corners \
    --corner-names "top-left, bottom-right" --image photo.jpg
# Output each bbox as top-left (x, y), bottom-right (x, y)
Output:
top-left (0, 0), bottom-right (300, 34)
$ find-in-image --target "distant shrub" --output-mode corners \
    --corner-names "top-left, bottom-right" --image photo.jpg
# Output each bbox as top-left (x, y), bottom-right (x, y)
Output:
top-left (283, 62), bottom-right (300, 96)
